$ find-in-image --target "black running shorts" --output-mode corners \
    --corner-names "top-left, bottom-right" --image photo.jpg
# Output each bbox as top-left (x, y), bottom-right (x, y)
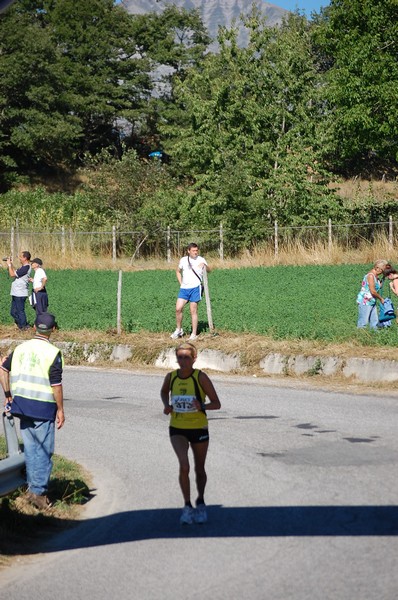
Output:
top-left (169, 426), bottom-right (209, 444)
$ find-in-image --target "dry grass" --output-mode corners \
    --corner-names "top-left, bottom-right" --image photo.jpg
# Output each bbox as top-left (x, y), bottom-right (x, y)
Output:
top-left (17, 168), bottom-right (398, 198)
top-left (332, 177), bottom-right (398, 201)
top-left (1, 234), bottom-right (396, 272)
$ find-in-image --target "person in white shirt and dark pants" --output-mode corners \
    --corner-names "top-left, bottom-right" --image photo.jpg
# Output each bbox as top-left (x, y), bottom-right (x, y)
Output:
top-left (29, 257), bottom-right (48, 315)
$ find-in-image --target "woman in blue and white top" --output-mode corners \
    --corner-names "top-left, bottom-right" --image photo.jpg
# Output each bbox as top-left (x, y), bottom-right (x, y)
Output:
top-left (356, 260), bottom-right (388, 329)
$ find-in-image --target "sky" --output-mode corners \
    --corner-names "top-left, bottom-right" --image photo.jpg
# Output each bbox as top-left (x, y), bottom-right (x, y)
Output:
top-left (272, 1), bottom-right (330, 17)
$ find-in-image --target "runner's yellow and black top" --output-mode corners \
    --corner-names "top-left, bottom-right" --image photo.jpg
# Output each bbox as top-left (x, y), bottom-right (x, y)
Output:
top-left (169, 368), bottom-right (208, 429)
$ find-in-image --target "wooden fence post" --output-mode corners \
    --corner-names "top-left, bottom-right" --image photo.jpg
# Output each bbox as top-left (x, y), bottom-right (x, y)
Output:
top-left (389, 216), bottom-right (393, 250)
top-left (61, 226), bottom-right (66, 257)
top-left (15, 219), bottom-right (19, 254)
top-left (117, 270), bottom-right (122, 335)
top-left (112, 225), bottom-right (116, 263)
top-left (202, 267), bottom-right (214, 332)
top-left (167, 225), bottom-right (171, 263)
top-left (328, 219), bottom-right (332, 255)
top-left (274, 221), bottom-right (278, 258)
top-left (219, 222), bottom-right (224, 261)
top-left (10, 226), bottom-right (14, 259)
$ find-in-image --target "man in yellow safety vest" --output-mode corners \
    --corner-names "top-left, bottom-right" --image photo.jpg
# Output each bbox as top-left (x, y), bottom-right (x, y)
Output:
top-left (0, 312), bottom-right (65, 510)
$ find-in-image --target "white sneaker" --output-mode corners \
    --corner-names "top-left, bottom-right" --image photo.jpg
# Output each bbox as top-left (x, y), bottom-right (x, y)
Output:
top-left (170, 329), bottom-right (183, 340)
top-left (194, 503), bottom-right (207, 524)
top-left (180, 506), bottom-right (194, 525)
top-left (188, 334), bottom-right (198, 341)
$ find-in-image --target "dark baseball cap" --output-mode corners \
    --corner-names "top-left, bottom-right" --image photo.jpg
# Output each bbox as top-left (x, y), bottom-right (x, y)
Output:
top-left (31, 257), bottom-right (43, 265)
top-left (35, 313), bottom-right (57, 332)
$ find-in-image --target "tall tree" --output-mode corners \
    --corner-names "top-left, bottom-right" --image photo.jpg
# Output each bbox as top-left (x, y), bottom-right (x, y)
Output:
top-left (48, 0), bottom-right (151, 156)
top-left (131, 5), bottom-right (210, 73)
top-left (159, 11), bottom-right (341, 244)
top-left (0, 0), bottom-right (151, 183)
top-left (0, 4), bottom-right (81, 177)
top-left (126, 5), bottom-right (210, 154)
top-left (0, 1), bottom-right (211, 185)
top-left (312, 0), bottom-right (398, 172)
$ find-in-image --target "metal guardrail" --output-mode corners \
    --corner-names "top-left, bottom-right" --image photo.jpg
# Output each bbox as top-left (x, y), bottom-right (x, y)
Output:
top-left (0, 412), bottom-right (26, 497)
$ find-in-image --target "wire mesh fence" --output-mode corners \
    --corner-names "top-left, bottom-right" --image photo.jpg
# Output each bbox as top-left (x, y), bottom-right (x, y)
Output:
top-left (0, 219), bottom-right (395, 262)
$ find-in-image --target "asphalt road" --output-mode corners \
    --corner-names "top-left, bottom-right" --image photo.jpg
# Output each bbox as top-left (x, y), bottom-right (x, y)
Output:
top-left (1, 367), bottom-right (398, 600)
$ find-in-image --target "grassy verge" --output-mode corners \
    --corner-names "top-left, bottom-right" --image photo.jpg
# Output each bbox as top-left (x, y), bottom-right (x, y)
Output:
top-left (0, 437), bottom-right (91, 568)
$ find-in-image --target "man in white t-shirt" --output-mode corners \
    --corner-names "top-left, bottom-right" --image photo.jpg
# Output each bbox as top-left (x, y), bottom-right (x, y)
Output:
top-left (29, 258), bottom-right (48, 315)
top-left (171, 243), bottom-right (210, 341)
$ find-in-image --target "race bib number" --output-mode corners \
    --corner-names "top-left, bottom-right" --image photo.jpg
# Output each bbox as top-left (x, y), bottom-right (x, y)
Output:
top-left (171, 395), bottom-right (197, 413)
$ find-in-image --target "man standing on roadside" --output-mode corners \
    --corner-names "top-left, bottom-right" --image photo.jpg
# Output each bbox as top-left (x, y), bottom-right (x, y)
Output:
top-left (171, 243), bottom-right (210, 341)
top-left (6, 251), bottom-right (31, 330)
top-left (29, 257), bottom-right (48, 315)
top-left (0, 313), bottom-right (65, 510)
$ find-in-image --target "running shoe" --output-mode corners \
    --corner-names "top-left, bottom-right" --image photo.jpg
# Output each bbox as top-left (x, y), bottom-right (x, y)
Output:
top-left (194, 503), bottom-right (207, 524)
top-left (180, 506), bottom-right (194, 525)
top-left (188, 334), bottom-right (198, 341)
top-left (170, 329), bottom-right (184, 339)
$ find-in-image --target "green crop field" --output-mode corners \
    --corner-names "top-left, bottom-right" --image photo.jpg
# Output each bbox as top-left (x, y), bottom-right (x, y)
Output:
top-left (0, 264), bottom-right (397, 347)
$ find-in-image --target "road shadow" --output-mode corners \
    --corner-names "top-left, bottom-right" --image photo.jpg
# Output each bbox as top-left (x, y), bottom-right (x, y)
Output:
top-left (2, 503), bottom-right (394, 556)
top-left (0, 505), bottom-right (398, 556)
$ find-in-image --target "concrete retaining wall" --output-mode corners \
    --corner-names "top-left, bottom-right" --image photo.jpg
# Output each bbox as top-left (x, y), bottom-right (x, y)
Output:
top-left (259, 352), bottom-right (397, 382)
top-left (0, 339), bottom-right (396, 383)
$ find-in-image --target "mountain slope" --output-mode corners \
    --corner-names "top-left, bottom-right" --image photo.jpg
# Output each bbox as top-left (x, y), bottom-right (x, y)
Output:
top-left (122, 0), bottom-right (289, 45)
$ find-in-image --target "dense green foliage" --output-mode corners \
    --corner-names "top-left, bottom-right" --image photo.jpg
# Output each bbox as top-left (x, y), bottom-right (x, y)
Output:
top-left (160, 12), bottom-right (345, 245)
top-left (1, 264), bottom-right (397, 347)
top-left (0, 1), bottom-right (208, 184)
top-left (312, 0), bottom-right (398, 172)
top-left (0, 151), bottom-right (189, 233)
top-left (0, 0), bottom-right (150, 180)
top-left (1, 0), bottom-right (398, 251)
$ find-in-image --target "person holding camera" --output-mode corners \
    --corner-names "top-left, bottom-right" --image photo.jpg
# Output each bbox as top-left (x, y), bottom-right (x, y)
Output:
top-left (6, 251), bottom-right (31, 330)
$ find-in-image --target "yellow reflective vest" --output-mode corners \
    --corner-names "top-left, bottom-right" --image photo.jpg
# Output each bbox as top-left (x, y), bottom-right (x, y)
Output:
top-left (10, 338), bottom-right (63, 421)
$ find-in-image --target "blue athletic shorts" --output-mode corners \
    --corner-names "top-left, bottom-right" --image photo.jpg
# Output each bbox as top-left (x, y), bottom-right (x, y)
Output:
top-left (178, 286), bottom-right (201, 303)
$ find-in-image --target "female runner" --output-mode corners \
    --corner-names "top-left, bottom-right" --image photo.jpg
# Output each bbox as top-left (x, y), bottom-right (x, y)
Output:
top-left (160, 342), bottom-right (221, 525)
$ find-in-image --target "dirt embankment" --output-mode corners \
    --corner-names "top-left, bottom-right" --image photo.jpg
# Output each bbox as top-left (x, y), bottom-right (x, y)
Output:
top-left (2, 326), bottom-right (398, 395)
